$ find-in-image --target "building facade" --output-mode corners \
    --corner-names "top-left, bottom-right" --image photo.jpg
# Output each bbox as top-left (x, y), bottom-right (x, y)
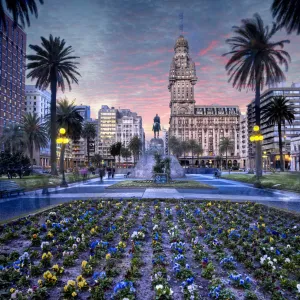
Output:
top-left (169, 35), bottom-right (241, 167)
top-left (71, 105), bottom-right (92, 167)
top-left (98, 105), bottom-right (117, 165)
top-left (247, 86), bottom-right (300, 169)
top-left (116, 109), bottom-right (144, 164)
top-left (290, 136), bottom-right (300, 171)
top-left (240, 115), bottom-right (248, 169)
top-left (0, 14), bottom-right (26, 135)
top-left (25, 85), bottom-right (51, 166)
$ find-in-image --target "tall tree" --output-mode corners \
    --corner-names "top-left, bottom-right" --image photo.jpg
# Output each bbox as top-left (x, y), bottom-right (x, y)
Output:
top-left (22, 112), bottom-right (48, 166)
top-left (129, 135), bottom-right (141, 166)
top-left (91, 154), bottom-right (103, 168)
top-left (0, 0), bottom-right (44, 29)
top-left (55, 98), bottom-right (84, 173)
top-left (181, 140), bottom-right (189, 167)
top-left (110, 143), bottom-right (118, 165)
top-left (115, 142), bottom-right (122, 166)
top-left (168, 136), bottom-right (179, 155)
top-left (120, 147), bottom-right (131, 168)
top-left (26, 34), bottom-right (80, 175)
top-left (194, 144), bottom-right (203, 166)
top-left (223, 13), bottom-right (290, 179)
top-left (215, 155), bottom-right (222, 169)
top-left (188, 139), bottom-right (199, 167)
top-left (81, 122), bottom-right (97, 165)
top-left (0, 124), bottom-right (23, 154)
top-left (261, 96), bottom-right (295, 171)
top-left (271, 0), bottom-right (300, 34)
top-left (219, 137), bottom-right (234, 170)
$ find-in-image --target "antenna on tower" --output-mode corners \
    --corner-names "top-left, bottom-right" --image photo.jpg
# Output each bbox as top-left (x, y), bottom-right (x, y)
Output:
top-left (179, 12), bottom-right (183, 34)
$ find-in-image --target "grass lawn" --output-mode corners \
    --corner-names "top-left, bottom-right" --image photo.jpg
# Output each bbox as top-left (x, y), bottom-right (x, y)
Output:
top-left (222, 172), bottom-right (300, 193)
top-left (107, 179), bottom-right (214, 189)
top-left (0, 173), bottom-right (99, 191)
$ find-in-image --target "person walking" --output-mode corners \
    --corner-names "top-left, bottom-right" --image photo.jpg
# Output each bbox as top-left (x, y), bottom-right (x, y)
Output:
top-left (112, 167), bottom-right (115, 178)
top-left (99, 168), bottom-right (104, 183)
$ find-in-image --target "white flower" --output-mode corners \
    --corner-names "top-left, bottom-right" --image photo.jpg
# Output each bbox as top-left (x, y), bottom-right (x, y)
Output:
top-left (155, 284), bottom-right (163, 290)
top-left (153, 225), bottom-right (158, 230)
top-left (27, 288), bottom-right (33, 294)
top-left (285, 258), bottom-right (291, 263)
top-left (270, 247), bottom-right (274, 251)
top-left (297, 283), bottom-right (300, 293)
top-left (72, 244), bottom-right (77, 249)
top-left (169, 288), bottom-right (174, 295)
top-left (76, 238), bottom-right (81, 243)
top-left (122, 298), bottom-right (130, 300)
top-left (41, 242), bottom-right (49, 249)
top-left (287, 244), bottom-right (291, 248)
top-left (272, 266), bottom-right (276, 270)
top-left (273, 258), bottom-right (277, 263)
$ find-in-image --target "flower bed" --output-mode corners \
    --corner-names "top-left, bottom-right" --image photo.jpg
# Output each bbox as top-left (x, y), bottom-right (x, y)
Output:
top-left (0, 199), bottom-right (299, 299)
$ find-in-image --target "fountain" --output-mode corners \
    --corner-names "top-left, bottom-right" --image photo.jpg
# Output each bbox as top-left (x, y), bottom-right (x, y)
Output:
top-left (131, 114), bottom-right (185, 179)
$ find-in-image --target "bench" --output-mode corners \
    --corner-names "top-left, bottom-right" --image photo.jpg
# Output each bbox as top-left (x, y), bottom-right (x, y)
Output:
top-left (124, 172), bottom-right (131, 178)
top-left (0, 180), bottom-right (25, 197)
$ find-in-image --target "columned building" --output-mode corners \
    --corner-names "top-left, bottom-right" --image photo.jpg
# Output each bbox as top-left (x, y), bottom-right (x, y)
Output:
top-left (169, 35), bottom-right (241, 167)
top-left (290, 136), bottom-right (300, 171)
top-left (247, 86), bottom-right (300, 169)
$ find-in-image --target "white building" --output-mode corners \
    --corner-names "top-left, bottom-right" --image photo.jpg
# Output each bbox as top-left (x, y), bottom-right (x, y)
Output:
top-left (291, 136), bottom-right (300, 171)
top-left (162, 128), bottom-right (169, 155)
top-left (240, 115), bottom-right (248, 169)
top-left (116, 109), bottom-right (144, 164)
top-left (98, 105), bottom-right (117, 165)
top-left (25, 85), bottom-right (51, 167)
top-left (71, 105), bottom-right (91, 167)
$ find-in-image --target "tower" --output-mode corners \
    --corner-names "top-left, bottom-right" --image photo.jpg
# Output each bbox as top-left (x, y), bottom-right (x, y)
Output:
top-left (168, 35), bottom-right (197, 116)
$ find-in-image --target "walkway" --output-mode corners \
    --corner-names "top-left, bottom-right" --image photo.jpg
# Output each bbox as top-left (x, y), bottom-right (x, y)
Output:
top-left (0, 174), bottom-right (299, 221)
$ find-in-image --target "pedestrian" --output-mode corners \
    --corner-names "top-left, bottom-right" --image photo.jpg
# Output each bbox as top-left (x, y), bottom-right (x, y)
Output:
top-left (99, 168), bottom-right (103, 183)
top-left (112, 167), bottom-right (115, 178)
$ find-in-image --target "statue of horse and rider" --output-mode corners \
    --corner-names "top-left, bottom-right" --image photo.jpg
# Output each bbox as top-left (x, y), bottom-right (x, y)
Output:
top-left (152, 114), bottom-right (161, 139)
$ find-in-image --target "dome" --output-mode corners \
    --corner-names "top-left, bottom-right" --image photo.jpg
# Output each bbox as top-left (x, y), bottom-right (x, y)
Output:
top-left (174, 35), bottom-right (189, 50)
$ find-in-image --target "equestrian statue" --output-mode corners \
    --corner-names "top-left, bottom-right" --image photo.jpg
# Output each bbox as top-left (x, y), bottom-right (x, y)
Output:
top-left (152, 113), bottom-right (161, 139)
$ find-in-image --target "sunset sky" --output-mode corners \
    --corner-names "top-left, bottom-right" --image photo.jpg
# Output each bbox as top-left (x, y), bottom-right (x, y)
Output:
top-left (24, 0), bottom-right (300, 139)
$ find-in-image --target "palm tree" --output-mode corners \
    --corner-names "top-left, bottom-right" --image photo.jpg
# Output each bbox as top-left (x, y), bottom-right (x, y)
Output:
top-left (194, 144), bottom-right (203, 166)
top-left (22, 112), bottom-right (48, 166)
top-left (120, 147), bottom-right (131, 168)
top-left (55, 98), bottom-right (84, 173)
top-left (0, 0), bottom-right (44, 29)
top-left (271, 0), bottom-right (300, 34)
top-left (129, 135), bottom-right (141, 166)
top-left (223, 13), bottom-right (290, 179)
top-left (181, 140), bottom-right (189, 167)
top-left (261, 96), bottom-right (295, 171)
top-left (0, 124), bottom-right (23, 154)
top-left (26, 34), bottom-right (80, 175)
top-left (81, 122), bottom-right (96, 166)
top-left (188, 139), bottom-right (199, 167)
top-left (169, 136), bottom-right (179, 155)
top-left (215, 155), bottom-right (222, 168)
top-left (219, 137), bottom-right (234, 170)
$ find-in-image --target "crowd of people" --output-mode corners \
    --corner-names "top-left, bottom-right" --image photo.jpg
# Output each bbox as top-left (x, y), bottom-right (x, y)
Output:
top-left (99, 166), bottom-right (115, 182)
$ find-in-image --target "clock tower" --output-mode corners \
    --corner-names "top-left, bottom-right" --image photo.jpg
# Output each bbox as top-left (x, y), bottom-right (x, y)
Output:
top-left (168, 35), bottom-right (197, 116)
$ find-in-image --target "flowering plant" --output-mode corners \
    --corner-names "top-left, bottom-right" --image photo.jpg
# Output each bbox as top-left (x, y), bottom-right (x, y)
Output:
top-left (41, 252), bottom-right (52, 267)
top-left (155, 283), bottom-right (173, 299)
top-left (229, 273), bottom-right (252, 289)
top-left (76, 275), bottom-right (88, 290)
top-left (63, 280), bottom-right (77, 298)
top-left (52, 264), bottom-right (64, 276)
top-left (112, 281), bottom-right (136, 299)
top-left (81, 260), bottom-right (93, 276)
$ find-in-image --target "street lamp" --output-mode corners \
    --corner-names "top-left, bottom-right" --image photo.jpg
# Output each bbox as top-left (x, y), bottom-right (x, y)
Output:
top-left (262, 151), bottom-right (268, 172)
top-left (249, 125), bottom-right (264, 178)
top-left (56, 128), bottom-right (69, 187)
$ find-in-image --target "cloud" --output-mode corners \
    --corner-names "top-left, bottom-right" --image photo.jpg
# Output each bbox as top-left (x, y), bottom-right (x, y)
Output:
top-left (198, 40), bottom-right (219, 56)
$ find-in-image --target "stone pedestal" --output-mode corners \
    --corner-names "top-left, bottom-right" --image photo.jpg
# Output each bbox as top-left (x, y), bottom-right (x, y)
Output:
top-left (148, 138), bottom-right (164, 155)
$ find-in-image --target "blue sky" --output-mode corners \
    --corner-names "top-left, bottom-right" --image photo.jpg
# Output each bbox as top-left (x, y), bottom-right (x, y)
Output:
top-left (24, 0), bottom-right (300, 138)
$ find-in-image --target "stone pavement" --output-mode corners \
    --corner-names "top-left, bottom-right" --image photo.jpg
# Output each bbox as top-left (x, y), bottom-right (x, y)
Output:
top-left (0, 174), bottom-right (299, 221)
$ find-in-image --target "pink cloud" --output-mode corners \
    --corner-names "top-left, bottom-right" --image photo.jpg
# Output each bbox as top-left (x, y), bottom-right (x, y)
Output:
top-left (198, 40), bottom-right (219, 56)
top-left (112, 60), bottom-right (164, 71)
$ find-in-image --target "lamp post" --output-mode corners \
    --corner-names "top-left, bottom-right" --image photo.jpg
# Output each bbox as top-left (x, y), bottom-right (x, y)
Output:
top-left (262, 151), bottom-right (267, 173)
top-left (56, 128), bottom-right (69, 187)
top-left (249, 125), bottom-right (264, 179)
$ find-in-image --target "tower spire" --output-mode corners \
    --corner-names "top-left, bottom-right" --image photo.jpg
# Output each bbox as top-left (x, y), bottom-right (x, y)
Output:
top-left (179, 12), bottom-right (183, 34)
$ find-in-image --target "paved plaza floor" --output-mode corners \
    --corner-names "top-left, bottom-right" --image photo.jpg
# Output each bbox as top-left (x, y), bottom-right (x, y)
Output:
top-left (0, 174), bottom-right (299, 221)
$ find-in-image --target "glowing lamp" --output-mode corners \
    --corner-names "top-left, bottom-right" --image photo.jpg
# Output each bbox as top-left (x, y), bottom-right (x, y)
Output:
top-left (250, 136), bottom-right (255, 142)
top-left (253, 125), bottom-right (260, 132)
top-left (56, 138), bottom-right (63, 144)
top-left (59, 128), bottom-right (66, 135)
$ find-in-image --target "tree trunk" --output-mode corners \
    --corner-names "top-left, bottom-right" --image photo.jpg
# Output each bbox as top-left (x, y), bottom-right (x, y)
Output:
top-left (278, 122), bottom-right (284, 172)
top-left (50, 68), bottom-right (58, 175)
top-left (59, 143), bottom-right (66, 174)
top-left (118, 155), bottom-right (121, 168)
top-left (87, 137), bottom-right (90, 165)
top-left (29, 141), bottom-right (34, 168)
top-left (226, 149), bottom-right (228, 170)
top-left (255, 82), bottom-right (262, 179)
